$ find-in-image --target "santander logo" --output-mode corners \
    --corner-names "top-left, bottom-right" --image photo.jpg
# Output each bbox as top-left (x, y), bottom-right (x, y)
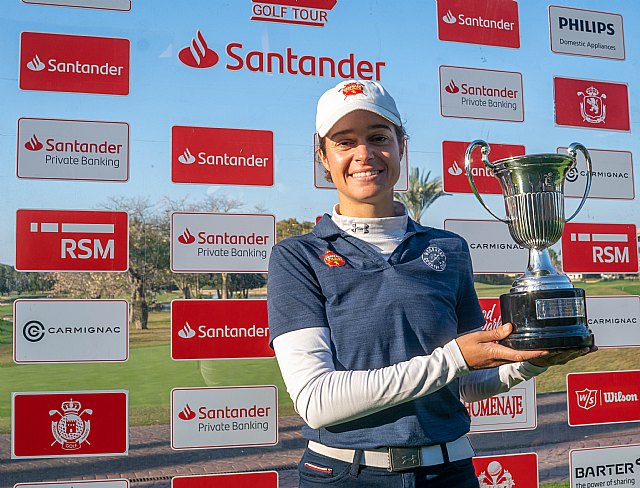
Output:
top-left (178, 228), bottom-right (196, 245)
top-left (27, 54), bottom-right (46, 71)
top-left (25, 134), bottom-right (43, 151)
top-left (178, 403), bottom-right (197, 421)
top-left (178, 147), bottom-right (196, 164)
top-left (443, 10), bottom-right (457, 24)
top-left (178, 31), bottom-right (219, 69)
top-left (445, 79), bottom-right (459, 93)
top-left (448, 160), bottom-right (463, 176)
top-left (178, 322), bottom-right (196, 339)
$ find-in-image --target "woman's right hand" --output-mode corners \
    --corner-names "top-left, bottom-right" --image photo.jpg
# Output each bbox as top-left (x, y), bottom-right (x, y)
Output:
top-left (455, 323), bottom-right (550, 370)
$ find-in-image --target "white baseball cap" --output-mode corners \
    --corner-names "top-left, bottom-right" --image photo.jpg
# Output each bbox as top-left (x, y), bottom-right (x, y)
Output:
top-left (315, 80), bottom-right (402, 138)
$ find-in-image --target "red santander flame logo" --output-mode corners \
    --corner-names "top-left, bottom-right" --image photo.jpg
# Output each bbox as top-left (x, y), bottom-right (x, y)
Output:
top-left (178, 147), bottom-right (195, 164)
top-left (178, 403), bottom-right (196, 421)
top-left (178, 228), bottom-right (196, 245)
top-left (445, 79), bottom-right (459, 94)
top-left (178, 31), bottom-right (219, 69)
top-left (25, 134), bottom-right (43, 151)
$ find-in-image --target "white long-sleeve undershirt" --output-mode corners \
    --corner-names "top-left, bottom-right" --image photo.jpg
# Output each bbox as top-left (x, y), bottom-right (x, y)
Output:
top-left (272, 327), bottom-right (546, 429)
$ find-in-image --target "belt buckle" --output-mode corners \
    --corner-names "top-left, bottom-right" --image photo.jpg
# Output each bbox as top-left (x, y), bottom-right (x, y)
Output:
top-left (388, 447), bottom-right (422, 472)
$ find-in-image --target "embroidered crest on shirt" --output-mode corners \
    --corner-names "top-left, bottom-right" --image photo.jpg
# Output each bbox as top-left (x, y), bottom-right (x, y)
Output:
top-left (350, 222), bottom-right (369, 234)
top-left (320, 249), bottom-right (346, 267)
top-left (421, 246), bottom-right (446, 271)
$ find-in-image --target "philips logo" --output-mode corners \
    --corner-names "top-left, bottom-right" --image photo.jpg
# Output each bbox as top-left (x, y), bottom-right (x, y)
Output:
top-left (559, 16), bottom-right (615, 35)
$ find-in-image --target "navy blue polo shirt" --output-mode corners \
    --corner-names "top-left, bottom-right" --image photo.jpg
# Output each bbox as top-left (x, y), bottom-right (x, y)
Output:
top-left (267, 214), bottom-right (484, 449)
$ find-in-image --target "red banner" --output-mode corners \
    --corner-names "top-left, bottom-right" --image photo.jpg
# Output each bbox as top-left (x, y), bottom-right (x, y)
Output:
top-left (20, 32), bottom-right (129, 95)
top-left (12, 391), bottom-right (128, 458)
top-left (554, 77), bottom-right (630, 131)
top-left (567, 371), bottom-right (640, 426)
top-left (561, 223), bottom-right (638, 273)
top-left (437, 0), bottom-right (520, 48)
top-left (172, 126), bottom-right (273, 186)
top-left (172, 472), bottom-right (278, 488)
top-left (172, 299), bottom-right (273, 360)
top-left (473, 453), bottom-right (538, 487)
top-left (442, 140), bottom-right (524, 194)
top-left (16, 209), bottom-right (129, 272)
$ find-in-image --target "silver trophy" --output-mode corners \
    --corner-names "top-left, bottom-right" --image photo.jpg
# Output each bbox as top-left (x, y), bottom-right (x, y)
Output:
top-left (465, 140), bottom-right (595, 350)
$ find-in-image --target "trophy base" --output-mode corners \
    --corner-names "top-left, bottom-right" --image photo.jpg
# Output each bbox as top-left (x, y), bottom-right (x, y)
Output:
top-left (498, 288), bottom-right (594, 350)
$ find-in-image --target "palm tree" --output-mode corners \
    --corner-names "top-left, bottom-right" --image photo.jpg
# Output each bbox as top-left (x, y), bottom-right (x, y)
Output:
top-left (394, 167), bottom-right (448, 223)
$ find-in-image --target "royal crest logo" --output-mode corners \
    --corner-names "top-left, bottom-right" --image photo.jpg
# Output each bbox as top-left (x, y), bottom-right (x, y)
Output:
top-left (421, 246), bottom-right (446, 271)
top-left (578, 86), bottom-right (607, 124)
top-left (576, 388), bottom-right (599, 410)
top-left (49, 398), bottom-right (92, 450)
top-left (477, 460), bottom-right (515, 488)
top-left (339, 81), bottom-right (365, 99)
top-left (320, 249), bottom-right (346, 267)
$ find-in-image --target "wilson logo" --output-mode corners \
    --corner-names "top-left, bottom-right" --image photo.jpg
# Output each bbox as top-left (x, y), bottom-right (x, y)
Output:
top-left (178, 31), bottom-right (219, 69)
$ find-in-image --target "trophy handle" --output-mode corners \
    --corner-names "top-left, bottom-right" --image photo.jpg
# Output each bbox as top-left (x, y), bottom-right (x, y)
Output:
top-left (565, 143), bottom-right (592, 222)
top-left (465, 140), bottom-right (509, 223)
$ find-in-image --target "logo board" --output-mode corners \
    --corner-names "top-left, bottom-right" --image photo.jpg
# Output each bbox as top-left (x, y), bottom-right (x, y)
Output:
top-left (549, 6), bottom-right (625, 60)
top-left (171, 299), bottom-right (273, 360)
top-left (15, 209), bottom-right (129, 272)
top-left (172, 472), bottom-right (278, 488)
top-left (567, 371), bottom-right (640, 426)
top-left (557, 147), bottom-right (634, 200)
top-left (586, 296), bottom-right (640, 348)
top-left (20, 32), bottom-right (129, 95)
top-left (15, 481), bottom-right (129, 488)
top-left (561, 223), bottom-right (638, 274)
top-left (17, 118), bottom-right (129, 182)
top-left (570, 444), bottom-right (640, 488)
top-left (479, 298), bottom-right (502, 330)
top-left (12, 391), bottom-right (128, 458)
top-left (466, 381), bottom-right (537, 433)
top-left (14, 299), bottom-right (128, 363)
top-left (437, 0), bottom-right (520, 48)
top-left (439, 66), bottom-right (524, 122)
top-left (171, 213), bottom-right (275, 273)
top-left (554, 77), bottom-right (630, 131)
top-left (172, 126), bottom-right (273, 186)
top-left (171, 386), bottom-right (278, 449)
top-left (443, 219), bottom-right (528, 274)
top-left (442, 140), bottom-right (525, 194)
top-left (473, 453), bottom-right (538, 488)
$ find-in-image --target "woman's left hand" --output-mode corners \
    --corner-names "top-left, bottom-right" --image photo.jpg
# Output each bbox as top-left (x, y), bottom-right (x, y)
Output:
top-left (527, 345), bottom-right (598, 367)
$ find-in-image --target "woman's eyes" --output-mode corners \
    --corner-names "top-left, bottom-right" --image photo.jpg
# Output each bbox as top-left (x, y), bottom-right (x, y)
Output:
top-left (334, 135), bottom-right (389, 147)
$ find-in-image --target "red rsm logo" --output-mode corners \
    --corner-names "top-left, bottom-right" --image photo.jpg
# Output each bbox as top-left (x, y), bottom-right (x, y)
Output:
top-left (562, 223), bottom-right (638, 273)
top-left (16, 209), bottom-right (129, 272)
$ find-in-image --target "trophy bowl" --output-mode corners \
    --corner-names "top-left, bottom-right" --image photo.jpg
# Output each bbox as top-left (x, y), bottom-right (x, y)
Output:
top-left (465, 140), bottom-right (595, 350)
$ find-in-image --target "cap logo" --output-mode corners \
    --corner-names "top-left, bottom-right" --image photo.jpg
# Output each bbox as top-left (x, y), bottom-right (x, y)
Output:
top-left (339, 81), bottom-right (365, 99)
top-left (320, 249), bottom-right (346, 267)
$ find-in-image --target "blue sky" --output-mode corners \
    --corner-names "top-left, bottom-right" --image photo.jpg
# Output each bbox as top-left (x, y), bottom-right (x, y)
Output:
top-left (1, 0), bottom-right (639, 265)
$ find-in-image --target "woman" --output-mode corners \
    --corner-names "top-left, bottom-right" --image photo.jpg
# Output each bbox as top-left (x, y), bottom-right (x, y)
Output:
top-left (267, 79), bottom-right (593, 487)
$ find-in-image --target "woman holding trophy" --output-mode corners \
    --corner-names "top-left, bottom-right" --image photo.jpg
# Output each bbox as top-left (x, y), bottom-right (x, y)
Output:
top-left (267, 79), bottom-right (595, 487)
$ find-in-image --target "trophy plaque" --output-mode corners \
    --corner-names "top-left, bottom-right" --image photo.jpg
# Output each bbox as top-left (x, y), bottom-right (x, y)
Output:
top-left (465, 140), bottom-right (595, 350)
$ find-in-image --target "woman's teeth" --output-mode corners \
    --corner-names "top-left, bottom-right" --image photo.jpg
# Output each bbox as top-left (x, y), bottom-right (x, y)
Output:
top-left (351, 170), bottom-right (381, 178)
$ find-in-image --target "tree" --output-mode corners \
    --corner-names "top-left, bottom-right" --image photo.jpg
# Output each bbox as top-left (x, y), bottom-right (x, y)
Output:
top-left (101, 196), bottom-right (169, 330)
top-left (394, 167), bottom-right (448, 223)
top-left (277, 218), bottom-right (315, 242)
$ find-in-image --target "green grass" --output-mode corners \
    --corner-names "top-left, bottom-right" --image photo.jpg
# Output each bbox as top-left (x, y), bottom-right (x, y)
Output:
top-left (541, 484), bottom-right (568, 488)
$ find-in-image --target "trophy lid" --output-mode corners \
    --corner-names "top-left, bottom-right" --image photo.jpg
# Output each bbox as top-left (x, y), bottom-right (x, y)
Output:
top-left (491, 153), bottom-right (573, 172)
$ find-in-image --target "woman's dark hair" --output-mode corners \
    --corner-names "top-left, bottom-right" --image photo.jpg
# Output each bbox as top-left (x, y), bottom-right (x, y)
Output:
top-left (316, 124), bottom-right (407, 182)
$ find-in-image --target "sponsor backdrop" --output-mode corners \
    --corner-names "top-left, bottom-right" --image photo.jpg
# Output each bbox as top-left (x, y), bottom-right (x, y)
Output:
top-left (1, 0), bottom-right (639, 486)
